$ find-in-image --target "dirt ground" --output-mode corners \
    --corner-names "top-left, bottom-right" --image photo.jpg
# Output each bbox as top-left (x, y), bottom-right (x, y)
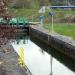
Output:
top-left (0, 42), bottom-right (31, 75)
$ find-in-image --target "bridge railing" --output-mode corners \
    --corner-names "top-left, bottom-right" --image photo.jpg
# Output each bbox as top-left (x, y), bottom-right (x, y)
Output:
top-left (0, 17), bottom-right (29, 26)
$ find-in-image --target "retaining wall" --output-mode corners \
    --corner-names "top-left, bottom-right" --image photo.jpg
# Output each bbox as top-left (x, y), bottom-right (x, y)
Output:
top-left (29, 26), bottom-right (75, 59)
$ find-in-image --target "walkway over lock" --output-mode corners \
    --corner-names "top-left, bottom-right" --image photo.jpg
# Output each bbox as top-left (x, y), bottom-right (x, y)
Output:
top-left (0, 17), bottom-right (29, 26)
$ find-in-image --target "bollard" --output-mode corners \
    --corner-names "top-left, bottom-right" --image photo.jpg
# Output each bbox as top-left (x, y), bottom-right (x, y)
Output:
top-left (18, 47), bottom-right (25, 66)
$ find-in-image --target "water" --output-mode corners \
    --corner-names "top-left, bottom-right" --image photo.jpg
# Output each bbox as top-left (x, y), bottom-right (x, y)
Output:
top-left (12, 36), bottom-right (75, 75)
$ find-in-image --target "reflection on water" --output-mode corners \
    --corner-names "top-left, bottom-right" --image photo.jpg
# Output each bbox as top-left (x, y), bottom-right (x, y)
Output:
top-left (12, 35), bottom-right (75, 75)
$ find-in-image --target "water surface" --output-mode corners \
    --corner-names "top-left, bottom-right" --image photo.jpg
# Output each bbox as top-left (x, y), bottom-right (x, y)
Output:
top-left (12, 38), bottom-right (75, 75)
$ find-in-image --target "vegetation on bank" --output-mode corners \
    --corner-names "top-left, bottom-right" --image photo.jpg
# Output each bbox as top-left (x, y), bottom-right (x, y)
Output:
top-left (43, 23), bottom-right (75, 39)
top-left (9, 8), bottom-right (75, 39)
top-left (9, 8), bottom-right (38, 17)
top-left (9, 8), bottom-right (75, 24)
top-left (8, 0), bottom-right (75, 39)
top-left (9, 7), bottom-right (75, 39)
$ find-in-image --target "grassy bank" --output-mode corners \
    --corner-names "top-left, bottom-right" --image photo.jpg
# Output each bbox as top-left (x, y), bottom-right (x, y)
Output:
top-left (10, 8), bottom-right (75, 22)
top-left (9, 8), bottom-right (40, 22)
top-left (10, 8), bottom-right (38, 17)
top-left (43, 23), bottom-right (75, 39)
top-left (10, 8), bottom-right (75, 39)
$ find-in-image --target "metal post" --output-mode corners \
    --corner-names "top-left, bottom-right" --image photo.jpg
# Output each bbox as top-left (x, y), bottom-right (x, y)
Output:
top-left (49, 12), bottom-right (54, 35)
top-left (51, 15), bottom-right (54, 34)
top-left (50, 55), bottom-right (53, 75)
top-left (40, 15), bottom-right (44, 27)
top-left (41, 18), bottom-right (43, 27)
top-left (49, 16), bottom-right (51, 35)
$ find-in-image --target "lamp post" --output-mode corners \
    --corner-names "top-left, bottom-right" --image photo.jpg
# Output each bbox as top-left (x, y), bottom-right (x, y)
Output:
top-left (49, 12), bottom-right (55, 35)
top-left (51, 14), bottom-right (53, 34)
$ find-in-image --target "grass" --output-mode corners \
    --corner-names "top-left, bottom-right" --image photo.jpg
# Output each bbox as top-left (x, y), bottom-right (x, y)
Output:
top-left (43, 23), bottom-right (75, 39)
top-left (53, 10), bottom-right (75, 14)
top-left (9, 8), bottom-right (75, 22)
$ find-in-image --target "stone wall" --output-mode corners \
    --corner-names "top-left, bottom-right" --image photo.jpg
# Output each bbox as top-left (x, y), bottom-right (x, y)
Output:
top-left (29, 26), bottom-right (75, 59)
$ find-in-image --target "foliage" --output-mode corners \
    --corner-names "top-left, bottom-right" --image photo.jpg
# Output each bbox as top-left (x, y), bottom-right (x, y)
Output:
top-left (9, 0), bottom-right (50, 8)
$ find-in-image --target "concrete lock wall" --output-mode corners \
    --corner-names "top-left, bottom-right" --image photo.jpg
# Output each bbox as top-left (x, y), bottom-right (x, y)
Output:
top-left (29, 27), bottom-right (75, 59)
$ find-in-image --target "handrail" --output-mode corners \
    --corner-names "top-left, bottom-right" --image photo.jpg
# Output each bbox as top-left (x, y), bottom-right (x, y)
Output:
top-left (49, 6), bottom-right (75, 8)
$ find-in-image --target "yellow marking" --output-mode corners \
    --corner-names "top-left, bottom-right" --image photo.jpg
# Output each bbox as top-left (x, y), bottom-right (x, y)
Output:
top-left (18, 47), bottom-right (25, 66)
